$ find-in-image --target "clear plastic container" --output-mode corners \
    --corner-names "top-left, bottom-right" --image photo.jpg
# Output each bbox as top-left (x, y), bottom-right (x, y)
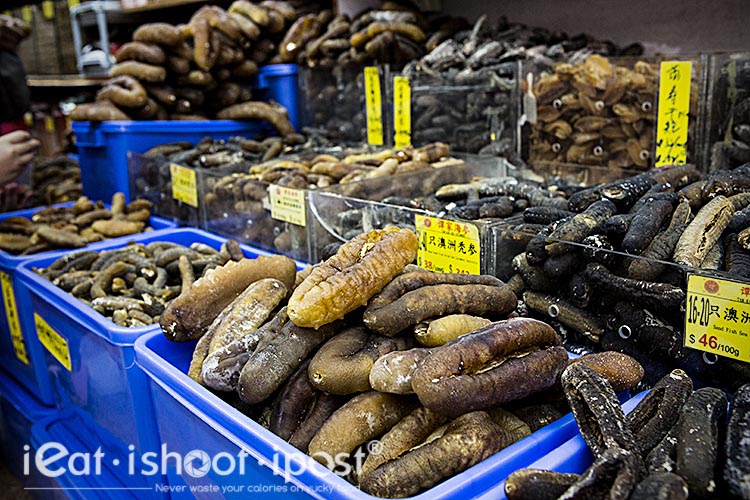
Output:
top-left (700, 52), bottom-right (750, 172)
top-left (298, 64), bottom-right (391, 146)
top-left (396, 62), bottom-right (520, 154)
top-left (309, 155), bottom-right (511, 266)
top-left (521, 55), bottom-right (704, 172)
top-left (129, 152), bottom-right (248, 227)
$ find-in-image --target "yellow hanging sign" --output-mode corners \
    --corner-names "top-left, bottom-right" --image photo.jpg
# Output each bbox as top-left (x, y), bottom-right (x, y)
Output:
top-left (1, 272), bottom-right (29, 365)
top-left (684, 274), bottom-right (750, 362)
top-left (393, 76), bottom-right (411, 148)
top-left (415, 215), bottom-right (481, 275)
top-left (42, 1), bottom-right (54, 20)
top-left (35, 313), bottom-right (71, 371)
top-left (655, 61), bottom-right (692, 166)
top-left (269, 184), bottom-right (306, 227)
top-left (170, 164), bottom-right (198, 207)
top-left (364, 66), bottom-right (383, 146)
top-left (21, 5), bottom-right (32, 23)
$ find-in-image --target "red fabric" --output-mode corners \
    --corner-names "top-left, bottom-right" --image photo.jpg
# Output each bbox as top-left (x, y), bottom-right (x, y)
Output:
top-left (0, 120), bottom-right (26, 135)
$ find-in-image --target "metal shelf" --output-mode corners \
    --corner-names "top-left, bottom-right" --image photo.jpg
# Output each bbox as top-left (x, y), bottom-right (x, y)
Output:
top-left (120, 0), bottom-right (208, 13)
top-left (27, 75), bottom-right (107, 87)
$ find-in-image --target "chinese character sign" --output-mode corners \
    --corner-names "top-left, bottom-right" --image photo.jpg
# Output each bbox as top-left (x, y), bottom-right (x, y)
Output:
top-left (415, 215), bottom-right (481, 275)
top-left (269, 185), bottom-right (306, 227)
top-left (393, 76), bottom-right (411, 148)
top-left (655, 61), bottom-right (692, 166)
top-left (684, 274), bottom-right (750, 362)
top-left (364, 67), bottom-right (384, 146)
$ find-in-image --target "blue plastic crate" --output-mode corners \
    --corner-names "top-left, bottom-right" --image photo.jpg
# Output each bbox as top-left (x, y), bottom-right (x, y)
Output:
top-left (31, 409), bottom-right (148, 500)
top-left (0, 369), bottom-right (61, 500)
top-left (16, 229), bottom-right (279, 464)
top-left (0, 203), bottom-right (176, 406)
top-left (73, 120), bottom-right (273, 203)
top-left (478, 390), bottom-right (649, 500)
top-left (134, 329), bottom-right (630, 500)
top-left (254, 64), bottom-right (300, 130)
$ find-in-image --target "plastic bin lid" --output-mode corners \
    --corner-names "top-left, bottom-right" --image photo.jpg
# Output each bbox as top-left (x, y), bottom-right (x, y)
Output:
top-left (0, 370), bottom-right (55, 420)
top-left (258, 63), bottom-right (298, 76)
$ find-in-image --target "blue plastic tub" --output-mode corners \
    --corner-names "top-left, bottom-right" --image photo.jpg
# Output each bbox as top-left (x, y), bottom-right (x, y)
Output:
top-left (0, 203), bottom-right (176, 406)
top-left (477, 390), bottom-right (649, 500)
top-left (72, 120), bottom-right (273, 202)
top-left (0, 369), bottom-right (61, 499)
top-left (31, 409), bottom-right (148, 500)
top-left (134, 330), bottom-right (630, 500)
top-left (16, 229), bottom-right (279, 465)
top-left (254, 64), bottom-right (300, 130)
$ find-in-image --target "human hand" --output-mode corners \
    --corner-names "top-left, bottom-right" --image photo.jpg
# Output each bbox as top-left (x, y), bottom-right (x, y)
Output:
top-left (0, 131), bottom-right (39, 186)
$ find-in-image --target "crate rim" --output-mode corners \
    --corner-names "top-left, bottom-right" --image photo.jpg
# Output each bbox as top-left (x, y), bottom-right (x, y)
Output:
top-left (16, 227), bottom-right (284, 346)
top-left (134, 329), bottom-right (604, 500)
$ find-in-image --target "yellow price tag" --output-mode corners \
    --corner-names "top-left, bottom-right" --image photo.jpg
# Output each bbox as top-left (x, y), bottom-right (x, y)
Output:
top-left (684, 274), bottom-right (750, 361)
top-left (364, 66), bottom-right (383, 146)
top-left (21, 5), bottom-right (32, 23)
top-left (68, 0), bottom-right (80, 8)
top-left (393, 76), bottom-right (411, 148)
top-left (655, 61), bottom-right (692, 166)
top-left (269, 184), bottom-right (306, 227)
top-left (42, 1), bottom-right (54, 19)
top-left (44, 116), bottom-right (55, 132)
top-left (170, 163), bottom-right (198, 207)
top-left (35, 313), bottom-right (71, 371)
top-left (1, 272), bottom-right (29, 365)
top-left (415, 215), bottom-right (481, 275)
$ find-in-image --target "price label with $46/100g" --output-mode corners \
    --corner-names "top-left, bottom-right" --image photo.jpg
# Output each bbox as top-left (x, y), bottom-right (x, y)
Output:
top-left (684, 274), bottom-right (750, 361)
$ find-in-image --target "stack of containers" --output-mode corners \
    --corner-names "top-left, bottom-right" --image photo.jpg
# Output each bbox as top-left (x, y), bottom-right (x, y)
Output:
top-left (75, 62), bottom-right (302, 206)
top-left (200, 151), bottom-right (508, 265)
top-left (0, 203), bottom-right (176, 409)
top-left (73, 120), bottom-right (273, 204)
top-left (16, 228), bottom-right (282, 494)
top-left (307, 154), bottom-right (513, 267)
top-left (252, 64), bottom-right (302, 131)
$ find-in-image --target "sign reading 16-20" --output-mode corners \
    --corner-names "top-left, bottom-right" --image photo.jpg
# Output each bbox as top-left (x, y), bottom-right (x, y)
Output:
top-left (684, 274), bottom-right (750, 362)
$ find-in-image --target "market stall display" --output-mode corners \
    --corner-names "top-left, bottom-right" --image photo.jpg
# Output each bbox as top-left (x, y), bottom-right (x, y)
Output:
top-left (491, 162), bottom-right (750, 391)
top-left (5, 1), bottom-right (750, 498)
top-left (705, 53), bottom-right (750, 172)
top-left (499, 368), bottom-right (746, 500)
top-left (136, 227), bottom-right (645, 498)
top-left (16, 228), bottom-right (291, 484)
top-left (29, 155), bottom-right (82, 206)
